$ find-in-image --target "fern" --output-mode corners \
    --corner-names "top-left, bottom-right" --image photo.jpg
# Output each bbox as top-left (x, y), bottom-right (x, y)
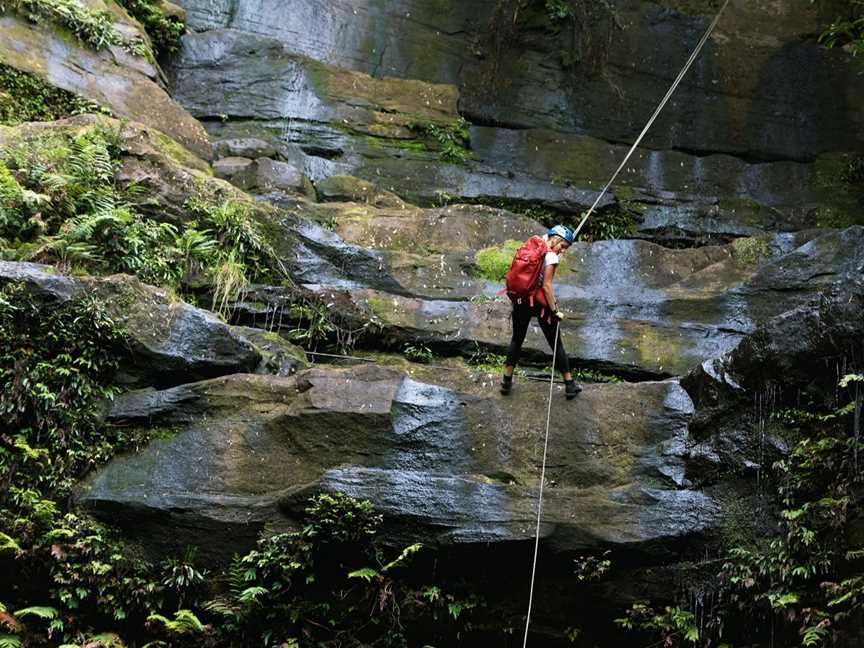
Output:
top-left (347, 567), bottom-right (380, 582)
top-left (13, 606), bottom-right (58, 620)
top-left (0, 533), bottom-right (21, 554)
top-left (147, 609), bottom-right (206, 635)
top-left (382, 543), bottom-right (422, 572)
top-left (237, 586), bottom-right (268, 604)
top-left (0, 635), bottom-right (22, 648)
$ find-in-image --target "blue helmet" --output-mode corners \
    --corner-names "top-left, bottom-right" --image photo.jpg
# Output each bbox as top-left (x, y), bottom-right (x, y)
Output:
top-left (547, 224), bottom-right (575, 244)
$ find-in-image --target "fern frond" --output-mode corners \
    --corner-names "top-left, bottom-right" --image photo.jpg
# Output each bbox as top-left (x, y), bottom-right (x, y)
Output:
top-left (0, 634), bottom-right (22, 648)
top-left (13, 606), bottom-right (58, 620)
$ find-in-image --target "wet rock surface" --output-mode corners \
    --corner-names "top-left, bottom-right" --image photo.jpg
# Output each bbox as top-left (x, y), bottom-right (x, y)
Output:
top-left (80, 365), bottom-right (717, 562)
top-left (255, 202), bottom-right (864, 376)
top-left (168, 1), bottom-right (864, 241)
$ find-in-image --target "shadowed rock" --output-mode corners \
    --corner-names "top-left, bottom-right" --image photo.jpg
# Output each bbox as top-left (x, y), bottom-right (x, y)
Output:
top-left (0, 261), bottom-right (306, 387)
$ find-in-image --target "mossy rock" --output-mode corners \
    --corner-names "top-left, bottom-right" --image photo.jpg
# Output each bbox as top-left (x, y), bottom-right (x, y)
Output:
top-left (473, 240), bottom-right (522, 282)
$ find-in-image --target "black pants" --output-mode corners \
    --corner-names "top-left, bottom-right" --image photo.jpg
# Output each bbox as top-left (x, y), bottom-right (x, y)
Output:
top-left (505, 301), bottom-right (570, 376)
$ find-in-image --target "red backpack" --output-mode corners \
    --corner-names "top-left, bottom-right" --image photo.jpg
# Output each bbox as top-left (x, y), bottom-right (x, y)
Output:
top-left (504, 236), bottom-right (548, 305)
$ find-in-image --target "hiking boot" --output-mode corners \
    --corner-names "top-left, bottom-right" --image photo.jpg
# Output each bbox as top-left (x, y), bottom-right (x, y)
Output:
top-left (565, 379), bottom-right (582, 400)
top-left (500, 374), bottom-right (513, 395)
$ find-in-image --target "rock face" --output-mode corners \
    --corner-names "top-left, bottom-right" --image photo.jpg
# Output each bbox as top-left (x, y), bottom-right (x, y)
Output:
top-left (168, 1), bottom-right (864, 241)
top-left (0, 261), bottom-right (306, 387)
top-left (0, 8), bottom-right (211, 159)
top-left (684, 278), bottom-right (864, 436)
top-left (80, 364), bottom-right (715, 562)
top-left (173, 0), bottom-right (864, 160)
top-left (253, 199), bottom-right (864, 377)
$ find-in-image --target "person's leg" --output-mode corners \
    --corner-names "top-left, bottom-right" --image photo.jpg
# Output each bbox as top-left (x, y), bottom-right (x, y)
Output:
top-left (536, 310), bottom-right (571, 378)
top-left (536, 309), bottom-right (581, 398)
top-left (502, 303), bottom-right (531, 393)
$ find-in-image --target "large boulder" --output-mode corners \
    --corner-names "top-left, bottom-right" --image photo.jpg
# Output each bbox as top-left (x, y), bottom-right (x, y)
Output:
top-left (0, 262), bottom-right (306, 387)
top-left (79, 364), bottom-right (717, 562)
top-left (0, 7), bottom-right (210, 159)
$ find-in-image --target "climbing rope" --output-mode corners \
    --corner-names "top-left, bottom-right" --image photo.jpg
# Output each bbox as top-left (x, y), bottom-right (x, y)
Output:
top-left (572, 0), bottom-right (732, 239)
top-left (522, 2), bottom-right (731, 644)
top-left (521, 320), bottom-right (559, 648)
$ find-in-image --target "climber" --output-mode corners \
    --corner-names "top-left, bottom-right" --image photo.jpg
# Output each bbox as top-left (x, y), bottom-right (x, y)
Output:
top-left (500, 225), bottom-right (582, 399)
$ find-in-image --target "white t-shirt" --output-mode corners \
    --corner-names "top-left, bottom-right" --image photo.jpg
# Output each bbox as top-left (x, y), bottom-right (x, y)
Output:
top-left (539, 236), bottom-right (559, 285)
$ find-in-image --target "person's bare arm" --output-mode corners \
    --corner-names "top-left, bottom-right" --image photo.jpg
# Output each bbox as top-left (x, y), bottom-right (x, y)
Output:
top-left (542, 264), bottom-right (557, 313)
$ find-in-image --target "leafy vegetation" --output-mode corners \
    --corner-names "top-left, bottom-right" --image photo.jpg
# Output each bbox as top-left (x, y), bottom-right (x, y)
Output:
top-left (411, 117), bottom-right (471, 164)
top-left (403, 342), bottom-right (435, 364)
top-left (616, 373), bottom-right (864, 647)
top-left (0, 63), bottom-right (107, 126)
top-left (0, 283), bottom-right (171, 645)
top-left (0, 297), bottom-right (487, 645)
top-left (820, 0), bottom-right (864, 58)
top-left (115, 0), bottom-right (185, 58)
top-left (0, 123), bottom-right (282, 316)
top-left (0, 0), bottom-right (150, 58)
top-left (712, 374), bottom-right (864, 647)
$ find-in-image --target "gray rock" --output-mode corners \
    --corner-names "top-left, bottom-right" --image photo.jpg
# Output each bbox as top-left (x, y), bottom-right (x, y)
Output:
top-left (253, 158), bottom-right (308, 193)
top-left (315, 175), bottom-right (406, 208)
top-left (168, 29), bottom-right (863, 240)
top-left (269, 209), bottom-right (863, 376)
top-left (79, 365), bottom-right (718, 561)
top-left (213, 156), bottom-right (254, 181)
top-left (0, 261), bottom-right (310, 387)
top-left (213, 137), bottom-right (277, 159)
top-left (0, 12), bottom-right (211, 160)
top-left (172, 0), bottom-right (864, 161)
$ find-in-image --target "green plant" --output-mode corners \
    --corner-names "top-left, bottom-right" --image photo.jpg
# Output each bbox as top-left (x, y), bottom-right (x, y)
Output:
top-left (0, 0), bottom-right (150, 58)
top-left (573, 550), bottom-right (611, 581)
top-left (1, 124), bottom-right (283, 313)
top-left (412, 117), bottom-right (471, 164)
top-left (0, 64), bottom-right (106, 126)
top-left (467, 343), bottom-right (507, 373)
top-left (546, 0), bottom-right (573, 20)
top-left (147, 609), bottom-right (208, 636)
top-left (819, 0), bottom-right (864, 57)
top-left (115, 0), bottom-right (185, 57)
top-left (202, 493), bottom-right (429, 645)
top-left (615, 603), bottom-right (700, 645)
top-left (575, 204), bottom-right (637, 242)
top-left (403, 342), bottom-right (435, 364)
top-left (286, 300), bottom-right (337, 348)
top-left (712, 372), bottom-right (864, 646)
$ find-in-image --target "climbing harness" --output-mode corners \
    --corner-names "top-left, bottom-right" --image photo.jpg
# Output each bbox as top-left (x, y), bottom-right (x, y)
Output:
top-left (521, 1), bottom-right (731, 645)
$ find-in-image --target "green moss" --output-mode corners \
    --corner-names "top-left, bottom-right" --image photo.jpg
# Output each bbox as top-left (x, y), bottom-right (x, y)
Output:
top-left (813, 206), bottom-right (864, 229)
top-left (0, 63), bottom-right (107, 126)
top-left (628, 325), bottom-right (682, 373)
top-left (150, 129), bottom-right (210, 174)
top-left (731, 236), bottom-right (772, 265)
top-left (409, 116), bottom-right (472, 164)
top-left (474, 239), bottom-right (522, 282)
